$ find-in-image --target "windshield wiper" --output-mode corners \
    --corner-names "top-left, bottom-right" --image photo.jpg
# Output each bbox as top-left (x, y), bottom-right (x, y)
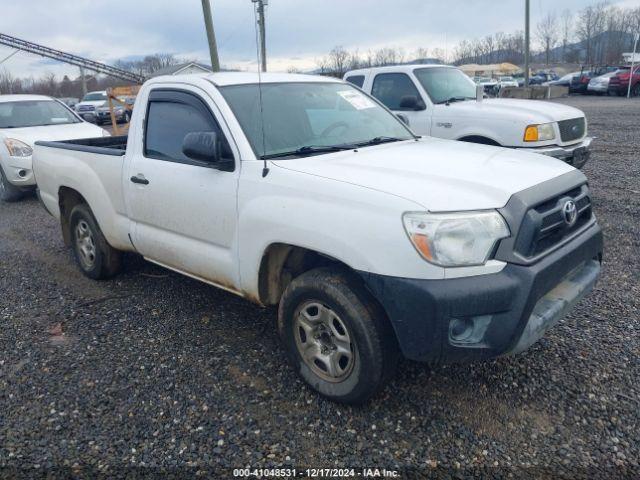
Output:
top-left (356, 136), bottom-right (406, 147)
top-left (436, 96), bottom-right (471, 105)
top-left (260, 144), bottom-right (357, 160)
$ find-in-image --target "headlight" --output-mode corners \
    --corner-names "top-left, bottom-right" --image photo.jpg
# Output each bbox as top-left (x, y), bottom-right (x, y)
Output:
top-left (4, 138), bottom-right (33, 157)
top-left (524, 123), bottom-right (556, 142)
top-left (403, 211), bottom-right (510, 267)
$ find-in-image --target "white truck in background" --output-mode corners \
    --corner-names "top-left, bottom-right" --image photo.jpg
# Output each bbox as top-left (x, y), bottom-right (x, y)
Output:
top-left (345, 65), bottom-right (593, 168)
top-left (33, 73), bottom-right (603, 404)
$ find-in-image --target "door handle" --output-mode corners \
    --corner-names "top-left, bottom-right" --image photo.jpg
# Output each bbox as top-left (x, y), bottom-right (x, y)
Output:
top-left (130, 174), bottom-right (149, 185)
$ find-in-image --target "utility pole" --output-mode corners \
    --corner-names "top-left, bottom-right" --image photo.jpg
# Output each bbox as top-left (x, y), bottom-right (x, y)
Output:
top-left (524, 0), bottom-right (530, 88)
top-left (628, 33), bottom-right (639, 99)
top-left (79, 66), bottom-right (87, 97)
top-left (252, 0), bottom-right (267, 72)
top-left (201, 0), bottom-right (220, 72)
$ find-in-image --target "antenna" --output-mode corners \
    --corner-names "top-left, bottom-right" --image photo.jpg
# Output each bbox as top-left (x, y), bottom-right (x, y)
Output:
top-left (253, 1), bottom-right (269, 177)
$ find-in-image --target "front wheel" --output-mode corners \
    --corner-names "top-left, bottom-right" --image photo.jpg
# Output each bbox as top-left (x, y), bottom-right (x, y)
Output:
top-left (278, 267), bottom-right (398, 404)
top-left (632, 84), bottom-right (640, 97)
top-left (0, 166), bottom-right (23, 202)
top-left (69, 204), bottom-right (122, 280)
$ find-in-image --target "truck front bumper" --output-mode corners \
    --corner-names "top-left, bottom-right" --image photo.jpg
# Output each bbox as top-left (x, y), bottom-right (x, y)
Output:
top-left (523, 137), bottom-right (593, 169)
top-left (358, 222), bottom-right (603, 364)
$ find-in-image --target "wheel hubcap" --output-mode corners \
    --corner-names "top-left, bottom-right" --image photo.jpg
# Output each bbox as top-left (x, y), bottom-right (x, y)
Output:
top-left (75, 220), bottom-right (96, 269)
top-left (294, 301), bottom-right (355, 382)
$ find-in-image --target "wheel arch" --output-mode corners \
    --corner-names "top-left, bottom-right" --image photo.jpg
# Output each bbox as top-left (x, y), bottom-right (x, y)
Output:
top-left (58, 186), bottom-right (89, 246)
top-left (457, 135), bottom-right (502, 146)
top-left (257, 243), bottom-right (357, 306)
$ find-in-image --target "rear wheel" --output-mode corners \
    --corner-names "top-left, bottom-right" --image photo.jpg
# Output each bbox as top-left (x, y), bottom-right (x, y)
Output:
top-left (69, 204), bottom-right (122, 279)
top-left (0, 166), bottom-right (23, 202)
top-left (632, 84), bottom-right (640, 97)
top-left (278, 267), bottom-right (398, 404)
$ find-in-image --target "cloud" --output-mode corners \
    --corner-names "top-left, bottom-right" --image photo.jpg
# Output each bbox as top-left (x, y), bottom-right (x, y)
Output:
top-left (0, 0), bottom-right (638, 78)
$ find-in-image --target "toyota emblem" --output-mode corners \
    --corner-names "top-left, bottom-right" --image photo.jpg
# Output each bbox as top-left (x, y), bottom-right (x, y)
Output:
top-left (562, 200), bottom-right (578, 227)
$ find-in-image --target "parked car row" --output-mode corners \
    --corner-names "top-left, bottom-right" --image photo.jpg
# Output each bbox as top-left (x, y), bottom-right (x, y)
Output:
top-left (566, 65), bottom-right (640, 97)
top-left (1, 71), bottom-right (602, 404)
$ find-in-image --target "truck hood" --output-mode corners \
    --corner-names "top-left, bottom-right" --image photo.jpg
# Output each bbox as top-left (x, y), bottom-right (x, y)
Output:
top-left (442, 98), bottom-right (584, 124)
top-left (0, 122), bottom-right (106, 146)
top-left (273, 137), bottom-right (575, 212)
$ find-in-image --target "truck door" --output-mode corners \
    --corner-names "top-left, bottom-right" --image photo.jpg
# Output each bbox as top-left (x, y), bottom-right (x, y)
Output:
top-left (368, 72), bottom-right (431, 136)
top-left (125, 86), bottom-right (240, 290)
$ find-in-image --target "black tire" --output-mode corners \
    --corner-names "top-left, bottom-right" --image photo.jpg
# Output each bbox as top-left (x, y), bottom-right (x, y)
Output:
top-left (69, 204), bottom-right (122, 280)
top-left (278, 266), bottom-right (398, 404)
top-left (0, 165), bottom-right (23, 202)
top-left (124, 111), bottom-right (131, 123)
top-left (632, 84), bottom-right (640, 98)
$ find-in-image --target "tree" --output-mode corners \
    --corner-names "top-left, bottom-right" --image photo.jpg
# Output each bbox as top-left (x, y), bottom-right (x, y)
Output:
top-left (326, 46), bottom-right (350, 77)
top-left (537, 12), bottom-right (559, 65)
top-left (560, 10), bottom-right (573, 62)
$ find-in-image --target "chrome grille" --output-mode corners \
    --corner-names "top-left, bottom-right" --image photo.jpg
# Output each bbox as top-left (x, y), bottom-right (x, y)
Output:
top-left (558, 118), bottom-right (586, 143)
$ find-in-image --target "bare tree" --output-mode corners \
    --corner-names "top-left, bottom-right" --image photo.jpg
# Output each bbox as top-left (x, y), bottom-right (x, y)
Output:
top-left (560, 10), bottom-right (573, 62)
top-left (576, 3), bottom-right (608, 64)
top-left (537, 12), bottom-right (560, 65)
top-left (326, 46), bottom-right (350, 77)
top-left (414, 47), bottom-right (430, 61)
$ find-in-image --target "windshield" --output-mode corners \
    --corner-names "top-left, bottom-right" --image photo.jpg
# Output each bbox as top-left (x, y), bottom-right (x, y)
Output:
top-left (0, 100), bottom-right (80, 128)
top-left (500, 77), bottom-right (514, 81)
top-left (82, 92), bottom-right (107, 101)
top-left (219, 82), bottom-right (414, 159)
top-left (414, 67), bottom-right (477, 104)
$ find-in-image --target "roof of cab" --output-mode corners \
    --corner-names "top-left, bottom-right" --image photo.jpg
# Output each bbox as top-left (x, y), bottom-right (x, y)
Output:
top-left (0, 94), bottom-right (54, 103)
top-left (344, 64), bottom-right (455, 78)
top-left (146, 71), bottom-right (344, 87)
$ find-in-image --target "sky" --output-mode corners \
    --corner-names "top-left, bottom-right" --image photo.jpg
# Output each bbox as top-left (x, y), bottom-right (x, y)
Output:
top-left (1, 0), bottom-right (639, 79)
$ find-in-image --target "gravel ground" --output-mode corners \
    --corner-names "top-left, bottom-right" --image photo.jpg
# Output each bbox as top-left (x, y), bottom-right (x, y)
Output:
top-left (1, 96), bottom-right (639, 479)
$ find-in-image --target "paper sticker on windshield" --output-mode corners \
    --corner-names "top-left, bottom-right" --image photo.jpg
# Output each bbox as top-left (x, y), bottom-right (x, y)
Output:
top-left (337, 90), bottom-right (376, 110)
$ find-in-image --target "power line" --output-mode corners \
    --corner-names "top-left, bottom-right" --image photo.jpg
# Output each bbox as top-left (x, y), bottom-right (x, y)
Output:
top-left (0, 33), bottom-right (144, 83)
top-left (0, 49), bottom-right (20, 66)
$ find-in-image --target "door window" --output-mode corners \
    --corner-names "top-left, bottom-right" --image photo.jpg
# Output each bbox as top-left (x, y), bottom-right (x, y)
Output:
top-left (371, 73), bottom-right (422, 111)
top-left (345, 75), bottom-right (365, 88)
top-left (144, 90), bottom-right (233, 166)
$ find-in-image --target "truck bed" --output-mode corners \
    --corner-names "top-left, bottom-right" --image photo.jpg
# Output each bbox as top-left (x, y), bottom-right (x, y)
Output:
top-left (34, 135), bottom-right (127, 156)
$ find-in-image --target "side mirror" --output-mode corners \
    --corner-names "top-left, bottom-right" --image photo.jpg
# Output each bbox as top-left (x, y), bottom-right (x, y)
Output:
top-left (396, 113), bottom-right (410, 126)
top-left (476, 85), bottom-right (484, 103)
top-left (182, 131), bottom-right (233, 171)
top-left (399, 95), bottom-right (426, 111)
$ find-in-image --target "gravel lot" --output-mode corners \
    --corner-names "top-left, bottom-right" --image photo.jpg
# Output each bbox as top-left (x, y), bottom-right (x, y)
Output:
top-left (1, 96), bottom-right (639, 479)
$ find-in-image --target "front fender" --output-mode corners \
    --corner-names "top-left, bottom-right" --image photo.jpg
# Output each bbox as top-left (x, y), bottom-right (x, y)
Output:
top-left (236, 161), bottom-right (446, 299)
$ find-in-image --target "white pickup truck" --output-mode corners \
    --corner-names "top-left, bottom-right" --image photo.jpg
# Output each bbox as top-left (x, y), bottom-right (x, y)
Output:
top-left (345, 65), bottom-right (592, 168)
top-left (33, 73), bottom-right (603, 404)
